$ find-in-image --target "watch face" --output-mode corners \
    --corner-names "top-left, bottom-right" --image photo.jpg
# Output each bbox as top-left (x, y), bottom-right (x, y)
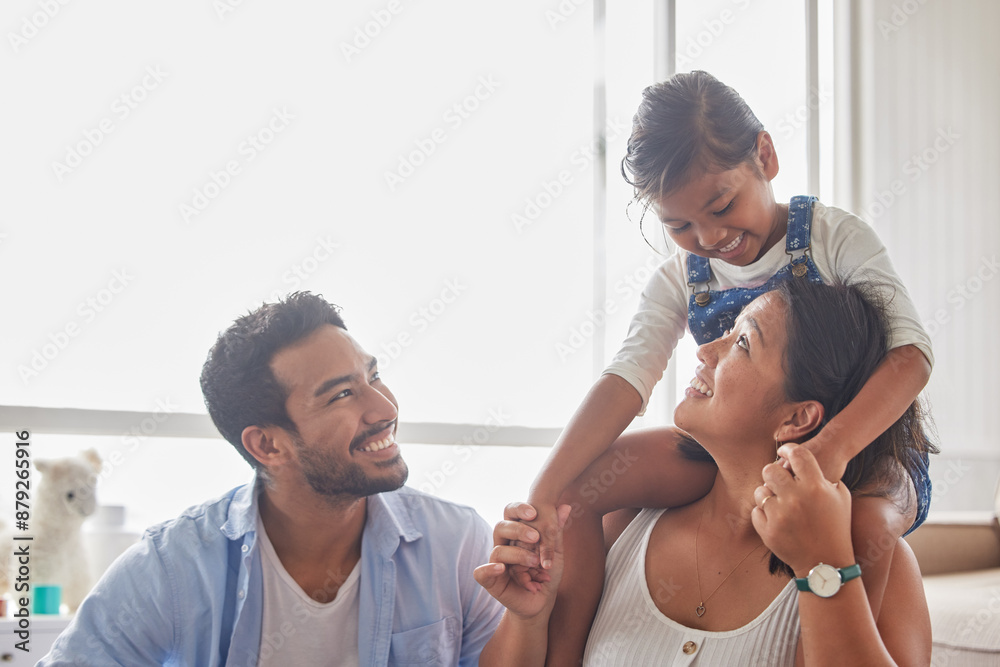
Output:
top-left (807, 563), bottom-right (842, 598)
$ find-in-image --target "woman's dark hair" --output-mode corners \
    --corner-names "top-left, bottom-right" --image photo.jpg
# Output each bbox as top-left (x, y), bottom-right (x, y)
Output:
top-left (199, 291), bottom-right (347, 472)
top-left (679, 278), bottom-right (938, 576)
top-left (621, 70), bottom-right (764, 203)
top-left (769, 278), bottom-right (938, 574)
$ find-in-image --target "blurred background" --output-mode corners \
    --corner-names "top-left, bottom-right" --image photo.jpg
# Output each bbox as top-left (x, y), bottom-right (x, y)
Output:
top-left (1, 0), bottom-right (997, 534)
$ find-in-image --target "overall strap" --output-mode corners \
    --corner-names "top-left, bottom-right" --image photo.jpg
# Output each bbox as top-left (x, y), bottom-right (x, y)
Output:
top-left (686, 253), bottom-right (712, 283)
top-left (785, 195), bottom-right (818, 277)
top-left (785, 195), bottom-right (817, 253)
top-left (686, 253), bottom-right (712, 306)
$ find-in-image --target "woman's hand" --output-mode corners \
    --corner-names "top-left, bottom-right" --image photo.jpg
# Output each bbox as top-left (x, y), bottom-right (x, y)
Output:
top-left (474, 502), bottom-right (572, 621)
top-left (751, 443), bottom-right (855, 576)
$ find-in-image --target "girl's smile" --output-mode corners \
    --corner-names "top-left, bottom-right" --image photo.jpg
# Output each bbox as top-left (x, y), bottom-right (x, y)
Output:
top-left (711, 231), bottom-right (747, 260)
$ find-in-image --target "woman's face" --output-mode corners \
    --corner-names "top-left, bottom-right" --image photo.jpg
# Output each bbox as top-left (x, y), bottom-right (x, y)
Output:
top-left (674, 291), bottom-right (792, 446)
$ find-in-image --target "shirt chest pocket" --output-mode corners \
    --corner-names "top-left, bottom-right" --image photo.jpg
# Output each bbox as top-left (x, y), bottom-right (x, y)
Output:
top-left (388, 616), bottom-right (460, 666)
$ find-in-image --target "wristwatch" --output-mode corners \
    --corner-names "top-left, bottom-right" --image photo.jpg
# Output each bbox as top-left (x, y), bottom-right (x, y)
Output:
top-left (795, 563), bottom-right (862, 598)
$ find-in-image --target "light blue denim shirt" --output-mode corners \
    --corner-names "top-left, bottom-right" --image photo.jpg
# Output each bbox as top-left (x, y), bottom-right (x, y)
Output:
top-left (39, 478), bottom-right (502, 666)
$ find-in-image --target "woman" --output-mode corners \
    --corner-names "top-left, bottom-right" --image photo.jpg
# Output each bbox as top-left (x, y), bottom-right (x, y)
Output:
top-left (476, 279), bottom-right (935, 666)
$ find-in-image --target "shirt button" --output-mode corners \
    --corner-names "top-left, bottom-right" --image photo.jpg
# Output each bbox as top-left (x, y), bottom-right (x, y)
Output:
top-left (238, 589), bottom-right (245, 599)
top-left (241, 545), bottom-right (249, 553)
top-left (682, 641), bottom-right (697, 655)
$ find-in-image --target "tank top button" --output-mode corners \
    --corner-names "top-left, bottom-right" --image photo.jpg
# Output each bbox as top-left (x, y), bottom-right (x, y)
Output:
top-left (682, 640), bottom-right (697, 655)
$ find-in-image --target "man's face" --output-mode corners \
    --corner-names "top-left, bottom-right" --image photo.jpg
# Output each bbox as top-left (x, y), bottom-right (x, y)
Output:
top-left (269, 324), bottom-right (407, 502)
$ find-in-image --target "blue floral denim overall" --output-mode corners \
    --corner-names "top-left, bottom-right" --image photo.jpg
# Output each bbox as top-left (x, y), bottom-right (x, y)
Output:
top-left (685, 195), bottom-right (931, 535)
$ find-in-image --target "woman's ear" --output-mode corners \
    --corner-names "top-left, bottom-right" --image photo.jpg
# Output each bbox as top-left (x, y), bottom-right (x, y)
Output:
top-left (756, 131), bottom-right (779, 181)
top-left (775, 400), bottom-right (824, 443)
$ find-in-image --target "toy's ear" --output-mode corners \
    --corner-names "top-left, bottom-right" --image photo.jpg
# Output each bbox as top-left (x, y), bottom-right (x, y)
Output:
top-left (81, 448), bottom-right (102, 472)
top-left (34, 459), bottom-right (51, 475)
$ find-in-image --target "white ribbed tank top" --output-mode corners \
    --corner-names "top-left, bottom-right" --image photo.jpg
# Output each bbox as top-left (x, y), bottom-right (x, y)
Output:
top-left (583, 509), bottom-right (800, 666)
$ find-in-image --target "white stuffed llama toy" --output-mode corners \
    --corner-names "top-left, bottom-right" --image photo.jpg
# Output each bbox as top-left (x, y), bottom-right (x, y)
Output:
top-left (29, 449), bottom-right (102, 612)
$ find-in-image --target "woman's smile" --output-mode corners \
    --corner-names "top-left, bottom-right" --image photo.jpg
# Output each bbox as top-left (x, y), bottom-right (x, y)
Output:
top-left (687, 375), bottom-right (713, 398)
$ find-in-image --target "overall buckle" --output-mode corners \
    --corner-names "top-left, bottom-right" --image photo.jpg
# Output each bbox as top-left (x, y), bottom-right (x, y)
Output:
top-left (785, 244), bottom-right (812, 278)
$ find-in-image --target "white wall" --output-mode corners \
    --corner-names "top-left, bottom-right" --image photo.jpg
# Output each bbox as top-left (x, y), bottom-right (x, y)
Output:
top-left (843, 0), bottom-right (1000, 511)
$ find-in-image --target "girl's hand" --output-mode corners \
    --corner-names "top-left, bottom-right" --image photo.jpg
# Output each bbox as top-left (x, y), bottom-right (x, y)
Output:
top-left (797, 425), bottom-right (849, 483)
top-left (474, 503), bottom-right (572, 621)
top-left (519, 502), bottom-right (561, 571)
top-left (751, 444), bottom-right (855, 576)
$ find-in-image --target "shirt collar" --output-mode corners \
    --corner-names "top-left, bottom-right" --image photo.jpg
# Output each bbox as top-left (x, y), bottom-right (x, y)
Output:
top-left (219, 475), bottom-right (424, 550)
top-left (366, 490), bottom-right (423, 554)
top-left (219, 473), bottom-right (263, 541)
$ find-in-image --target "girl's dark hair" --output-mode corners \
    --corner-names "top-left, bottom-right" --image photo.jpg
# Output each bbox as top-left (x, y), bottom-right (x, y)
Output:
top-left (679, 279), bottom-right (938, 577)
top-left (199, 291), bottom-right (348, 472)
top-left (621, 70), bottom-right (764, 203)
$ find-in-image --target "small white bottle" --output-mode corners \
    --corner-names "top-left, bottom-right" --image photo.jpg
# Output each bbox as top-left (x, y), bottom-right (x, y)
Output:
top-left (83, 505), bottom-right (142, 585)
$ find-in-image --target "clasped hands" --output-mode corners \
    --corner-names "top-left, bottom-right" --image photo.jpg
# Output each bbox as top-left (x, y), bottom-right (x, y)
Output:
top-left (473, 503), bottom-right (571, 620)
top-left (477, 443), bottom-right (854, 611)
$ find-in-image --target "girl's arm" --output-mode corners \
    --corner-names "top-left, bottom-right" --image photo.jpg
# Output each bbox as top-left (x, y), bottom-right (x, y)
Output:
top-left (476, 504), bottom-right (572, 667)
top-left (542, 429), bottom-right (716, 665)
top-left (525, 374), bottom-right (641, 567)
top-left (488, 428), bottom-right (715, 665)
top-left (529, 377), bottom-right (718, 566)
top-left (529, 374), bottom-right (642, 506)
top-left (802, 344), bottom-right (930, 481)
top-left (562, 425), bottom-right (718, 515)
top-left (755, 444), bottom-right (931, 667)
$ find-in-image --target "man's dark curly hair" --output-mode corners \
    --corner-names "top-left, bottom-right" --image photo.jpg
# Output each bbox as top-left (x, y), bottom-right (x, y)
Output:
top-left (200, 292), bottom-right (347, 471)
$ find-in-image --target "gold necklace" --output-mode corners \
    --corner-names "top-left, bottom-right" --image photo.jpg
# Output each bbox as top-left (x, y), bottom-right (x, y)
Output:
top-left (694, 509), bottom-right (765, 617)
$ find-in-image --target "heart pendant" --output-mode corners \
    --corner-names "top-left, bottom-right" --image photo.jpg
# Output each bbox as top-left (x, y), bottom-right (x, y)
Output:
top-left (696, 605), bottom-right (706, 617)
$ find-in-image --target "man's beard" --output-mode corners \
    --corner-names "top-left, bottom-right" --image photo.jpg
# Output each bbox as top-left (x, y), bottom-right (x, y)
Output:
top-left (291, 430), bottom-right (408, 502)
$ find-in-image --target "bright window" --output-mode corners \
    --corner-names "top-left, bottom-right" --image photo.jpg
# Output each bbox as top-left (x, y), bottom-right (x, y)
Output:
top-left (2, 2), bottom-right (596, 428)
top-left (2, 1), bottom-right (838, 528)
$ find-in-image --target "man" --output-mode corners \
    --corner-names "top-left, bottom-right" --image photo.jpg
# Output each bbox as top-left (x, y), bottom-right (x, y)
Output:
top-left (40, 292), bottom-right (502, 666)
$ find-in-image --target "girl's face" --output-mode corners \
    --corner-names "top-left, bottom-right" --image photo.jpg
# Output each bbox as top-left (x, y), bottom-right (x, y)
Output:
top-left (652, 132), bottom-right (784, 267)
top-left (674, 292), bottom-right (791, 447)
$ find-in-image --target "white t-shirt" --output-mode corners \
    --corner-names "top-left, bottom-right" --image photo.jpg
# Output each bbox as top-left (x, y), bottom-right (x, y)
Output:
top-left (583, 508), bottom-right (800, 666)
top-left (256, 513), bottom-right (361, 667)
top-left (604, 200), bottom-right (933, 412)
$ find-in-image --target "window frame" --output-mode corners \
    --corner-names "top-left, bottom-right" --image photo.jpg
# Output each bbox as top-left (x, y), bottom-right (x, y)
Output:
top-left (3, 0), bottom-right (828, 451)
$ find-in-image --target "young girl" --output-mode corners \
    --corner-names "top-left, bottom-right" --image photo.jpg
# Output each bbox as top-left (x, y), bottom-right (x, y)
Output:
top-left (526, 70), bottom-right (934, 629)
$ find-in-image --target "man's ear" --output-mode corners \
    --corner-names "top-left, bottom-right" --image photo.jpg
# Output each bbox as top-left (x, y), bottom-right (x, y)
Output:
top-left (242, 425), bottom-right (293, 470)
top-left (775, 400), bottom-right (824, 443)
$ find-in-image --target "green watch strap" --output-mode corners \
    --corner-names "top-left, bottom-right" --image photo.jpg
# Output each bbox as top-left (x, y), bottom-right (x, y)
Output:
top-left (795, 563), bottom-right (863, 593)
top-left (839, 563), bottom-right (862, 583)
